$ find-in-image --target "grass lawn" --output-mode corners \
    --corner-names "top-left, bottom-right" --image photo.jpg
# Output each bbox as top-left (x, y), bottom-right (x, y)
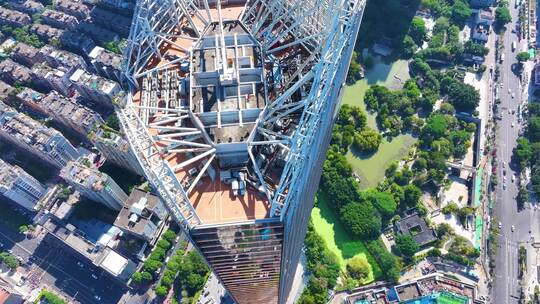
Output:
top-left (341, 57), bottom-right (417, 188)
top-left (311, 192), bottom-right (382, 284)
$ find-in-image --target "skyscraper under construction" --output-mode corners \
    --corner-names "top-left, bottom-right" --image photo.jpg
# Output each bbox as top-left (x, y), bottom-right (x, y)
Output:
top-left (119, 0), bottom-right (366, 302)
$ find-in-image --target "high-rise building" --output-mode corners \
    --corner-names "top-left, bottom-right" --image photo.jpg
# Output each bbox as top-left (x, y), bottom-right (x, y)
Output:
top-left (119, 0), bottom-right (365, 303)
top-left (0, 158), bottom-right (48, 211)
top-left (59, 160), bottom-right (127, 210)
top-left (0, 102), bottom-right (81, 169)
top-left (90, 127), bottom-right (144, 175)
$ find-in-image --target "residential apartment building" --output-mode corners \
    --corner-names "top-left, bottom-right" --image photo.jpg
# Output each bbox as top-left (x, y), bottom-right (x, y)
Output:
top-left (30, 23), bottom-right (65, 42)
top-left (11, 42), bottom-right (40, 67)
top-left (91, 128), bottom-right (144, 175)
top-left (91, 0), bottom-right (134, 16)
top-left (0, 102), bottom-right (81, 169)
top-left (60, 30), bottom-right (95, 55)
top-left (113, 189), bottom-right (167, 244)
top-left (14, 89), bottom-right (104, 140)
top-left (90, 7), bottom-right (131, 36)
top-left (54, 0), bottom-right (89, 20)
top-left (88, 46), bottom-right (122, 82)
top-left (78, 21), bottom-right (119, 44)
top-left (69, 69), bottom-right (121, 106)
top-left (41, 9), bottom-right (79, 30)
top-left (0, 80), bottom-right (13, 100)
top-left (8, 0), bottom-right (44, 15)
top-left (60, 160), bottom-right (127, 210)
top-left (31, 63), bottom-right (73, 96)
top-left (38, 44), bottom-right (87, 70)
top-left (0, 58), bottom-right (31, 85)
top-left (41, 217), bottom-right (137, 282)
top-left (0, 158), bottom-right (48, 211)
top-left (0, 6), bottom-right (31, 27)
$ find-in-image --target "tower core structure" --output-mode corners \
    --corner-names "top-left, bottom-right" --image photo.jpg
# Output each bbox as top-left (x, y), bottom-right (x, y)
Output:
top-left (119, 0), bottom-right (365, 302)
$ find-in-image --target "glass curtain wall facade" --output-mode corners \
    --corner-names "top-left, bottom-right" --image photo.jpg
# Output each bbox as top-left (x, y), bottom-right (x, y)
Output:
top-left (191, 221), bottom-right (284, 304)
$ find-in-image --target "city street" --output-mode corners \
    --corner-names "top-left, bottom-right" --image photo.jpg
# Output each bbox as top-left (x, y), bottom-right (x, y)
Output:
top-left (0, 209), bottom-right (127, 304)
top-left (492, 3), bottom-right (539, 303)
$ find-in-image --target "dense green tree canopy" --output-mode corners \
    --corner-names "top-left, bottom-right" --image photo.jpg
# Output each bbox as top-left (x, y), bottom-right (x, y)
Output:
top-left (409, 17), bottom-right (427, 45)
top-left (340, 202), bottom-right (382, 239)
top-left (346, 255), bottom-right (371, 280)
top-left (353, 129), bottom-right (382, 153)
top-left (395, 234), bottom-right (420, 257)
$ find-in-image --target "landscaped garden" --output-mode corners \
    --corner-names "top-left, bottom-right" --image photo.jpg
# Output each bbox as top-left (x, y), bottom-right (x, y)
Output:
top-left (311, 192), bottom-right (382, 282)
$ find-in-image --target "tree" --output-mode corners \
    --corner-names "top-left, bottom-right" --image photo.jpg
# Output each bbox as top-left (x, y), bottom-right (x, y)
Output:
top-left (106, 114), bottom-right (120, 131)
top-left (185, 273), bottom-right (205, 295)
top-left (464, 41), bottom-right (489, 56)
top-left (340, 202), bottom-right (382, 240)
top-left (395, 234), bottom-right (420, 258)
top-left (18, 225), bottom-right (28, 234)
top-left (364, 190), bottom-right (397, 220)
top-left (162, 229), bottom-right (176, 242)
top-left (517, 187), bottom-right (528, 210)
top-left (156, 239), bottom-right (171, 250)
top-left (131, 272), bottom-right (143, 284)
top-left (141, 271), bottom-right (153, 281)
top-left (161, 270), bottom-right (176, 287)
top-left (495, 6), bottom-right (512, 27)
top-left (446, 82), bottom-right (480, 113)
top-left (142, 258), bottom-right (162, 273)
top-left (436, 223), bottom-right (455, 238)
top-left (516, 51), bottom-right (530, 62)
top-left (402, 184), bottom-right (421, 208)
top-left (347, 51), bottom-right (363, 84)
top-left (409, 17), bottom-right (427, 45)
top-left (154, 285), bottom-right (168, 297)
top-left (515, 137), bottom-right (533, 170)
top-left (39, 291), bottom-right (66, 304)
top-left (401, 35), bottom-right (418, 58)
top-left (0, 252), bottom-right (18, 270)
top-left (346, 255), bottom-right (371, 280)
top-left (528, 116), bottom-right (540, 142)
top-left (353, 129), bottom-right (382, 153)
top-left (451, 0), bottom-right (472, 25)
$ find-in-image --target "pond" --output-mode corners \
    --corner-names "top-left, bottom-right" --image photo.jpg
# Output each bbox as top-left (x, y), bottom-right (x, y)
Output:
top-left (341, 57), bottom-right (416, 188)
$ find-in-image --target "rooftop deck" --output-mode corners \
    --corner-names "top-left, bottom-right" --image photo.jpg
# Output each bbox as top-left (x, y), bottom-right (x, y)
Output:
top-left (130, 4), bottom-right (273, 225)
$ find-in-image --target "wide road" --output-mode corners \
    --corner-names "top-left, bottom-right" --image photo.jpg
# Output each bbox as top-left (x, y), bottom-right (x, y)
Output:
top-left (492, 2), bottom-right (539, 303)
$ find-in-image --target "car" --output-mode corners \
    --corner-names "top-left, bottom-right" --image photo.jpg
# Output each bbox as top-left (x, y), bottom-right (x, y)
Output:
top-left (512, 122), bottom-right (515, 128)
top-left (503, 169), bottom-right (507, 175)
top-left (503, 182), bottom-right (507, 189)
top-left (499, 222), bottom-right (502, 229)
top-left (503, 161), bottom-right (506, 168)
top-left (77, 261), bottom-right (84, 268)
top-left (512, 93), bottom-right (515, 99)
top-left (511, 225), bottom-right (515, 232)
top-left (512, 175), bottom-right (516, 182)
top-left (91, 273), bottom-right (98, 280)
top-left (94, 295), bottom-right (101, 301)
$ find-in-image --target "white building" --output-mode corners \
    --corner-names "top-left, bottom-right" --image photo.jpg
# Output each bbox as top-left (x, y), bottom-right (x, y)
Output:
top-left (60, 160), bottom-right (127, 210)
top-left (0, 102), bottom-right (81, 169)
top-left (92, 128), bottom-right (143, 176)
top-left (69, 69), bottom-right (121, 107)
top-left (0, 158), bottom-right (47, 210)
